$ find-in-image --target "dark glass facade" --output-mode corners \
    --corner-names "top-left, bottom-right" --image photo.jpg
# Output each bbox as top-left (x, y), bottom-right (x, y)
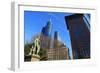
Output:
top-left (65, 14), bottom-right (90, 59)
top-left (41, 21), bottom-right (51, 37)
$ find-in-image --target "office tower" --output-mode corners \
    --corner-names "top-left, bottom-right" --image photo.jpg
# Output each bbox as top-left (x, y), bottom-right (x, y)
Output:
top-left (41, 21), bottom-right (52, 37)
top-left (54, 31), bottom-right (58, 48)
top-left (65, 14), bottom-right (90, 59)
top-left (40, 20), bottom-right (52, 49)
top-left (40, 20), bottom-right (70, 60)
top-left (47, 31), bottom-right (69, 60)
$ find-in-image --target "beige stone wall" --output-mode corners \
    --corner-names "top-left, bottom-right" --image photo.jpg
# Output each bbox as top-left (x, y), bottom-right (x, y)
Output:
top-left (47, 47), bottom-right (69, 60)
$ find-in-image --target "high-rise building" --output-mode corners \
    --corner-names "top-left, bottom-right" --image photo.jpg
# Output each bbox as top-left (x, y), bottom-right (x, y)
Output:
top-left (41, 21), bottom-right (52, 37)
top-left (65, 14), bottom-right (90, 59)
top-left (40, 20), bottom-right (70, 60)
top-left (40, 20), bottom-right (52, 49)
top-left (54, 31), bottom-right (58, 48)
top-left (48, 31), bottom-right (69, 60)
top-left (54, 31), bottom-right (58, 40)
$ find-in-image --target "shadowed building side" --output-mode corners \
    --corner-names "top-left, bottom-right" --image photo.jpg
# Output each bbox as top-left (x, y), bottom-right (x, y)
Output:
top-left (65, 14), bottom-right (90, 59)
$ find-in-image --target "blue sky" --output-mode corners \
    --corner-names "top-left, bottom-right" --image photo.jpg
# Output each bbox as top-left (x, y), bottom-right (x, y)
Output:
top-left (24, 11), bottom-right (73, 58)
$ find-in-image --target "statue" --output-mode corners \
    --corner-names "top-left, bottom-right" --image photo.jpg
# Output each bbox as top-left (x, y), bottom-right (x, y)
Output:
top-left (32, 37), bottom-right (40, 55)
top-left (29, 37), bottom-right (40, 56)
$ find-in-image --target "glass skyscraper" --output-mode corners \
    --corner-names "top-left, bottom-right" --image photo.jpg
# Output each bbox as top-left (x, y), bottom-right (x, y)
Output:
top-left (65, 14), bottom-right (90, 59)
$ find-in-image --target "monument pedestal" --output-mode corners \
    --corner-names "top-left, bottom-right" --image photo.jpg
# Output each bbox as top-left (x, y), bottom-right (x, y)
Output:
top-left (31, 54), bottom-right (40, 61)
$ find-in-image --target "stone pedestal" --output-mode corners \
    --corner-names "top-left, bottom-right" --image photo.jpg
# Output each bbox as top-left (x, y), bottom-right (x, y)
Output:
top-left (31, 54), bottom-right (40, 61)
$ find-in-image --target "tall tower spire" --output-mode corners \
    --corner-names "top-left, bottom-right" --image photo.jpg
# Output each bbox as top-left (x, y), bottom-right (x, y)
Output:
top-left (41, 19), bottom-right (52, 37)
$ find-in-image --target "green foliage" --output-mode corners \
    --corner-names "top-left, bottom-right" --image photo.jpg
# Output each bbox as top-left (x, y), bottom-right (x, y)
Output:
top-left (24, 43), bottom-right (32, 55)
top-left (38, 48), bottom-right (48, 61)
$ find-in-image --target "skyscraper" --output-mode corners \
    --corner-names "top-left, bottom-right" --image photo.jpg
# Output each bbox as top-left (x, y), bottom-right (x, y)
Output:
top-left (54, 31), bottom-right (58, 48)
top-left (41, 21), bottom-right (52, 37)
top-left (65, 14), bottom-right (90, 59)
top-left (40, 20), bottom-right (70, 60)
top-left (40, 20), bottom-right (52, 49)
